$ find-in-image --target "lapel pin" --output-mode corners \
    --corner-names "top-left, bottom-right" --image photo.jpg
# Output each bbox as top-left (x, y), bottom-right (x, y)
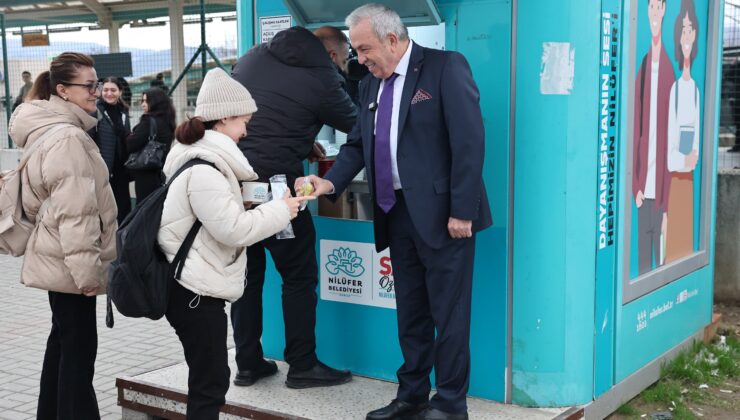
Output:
top-left (369, 102), bottom-right (378, 112)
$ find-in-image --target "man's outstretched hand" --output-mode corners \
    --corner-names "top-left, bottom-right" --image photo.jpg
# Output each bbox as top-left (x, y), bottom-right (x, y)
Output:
top-left (295, 175), bottom-right (334, 197)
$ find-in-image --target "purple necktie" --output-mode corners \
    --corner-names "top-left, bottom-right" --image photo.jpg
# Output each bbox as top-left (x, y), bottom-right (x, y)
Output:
top-left (375, 72), bottom-right (399, 213)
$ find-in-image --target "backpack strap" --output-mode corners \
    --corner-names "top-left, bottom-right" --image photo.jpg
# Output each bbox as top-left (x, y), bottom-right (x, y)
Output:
top-left (36, 198), bottom-right (51, 224)
top-left (673, 82), bottom-right (699, 119)
top-left (695, 84), bottom-right (698, 108)
top-left (165, 158), bottom-right (217, 280)
top-left (675, 80), bottom-right (679, 115)
top-left (166, 158), bottom-right (216, 186)
top-left (172, 220), bottom-right (202, 280)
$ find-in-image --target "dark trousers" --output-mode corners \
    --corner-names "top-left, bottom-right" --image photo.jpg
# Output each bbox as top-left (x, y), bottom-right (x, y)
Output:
top-left (638, 198), bottom-right (663, 274)
top-left (166, 281), bottom-right (230, 420)
top-left (132, 170), bottom-right (163, 203)
top-left (231, 209), bottom-right (318, 371)
top-left (388, 192), bottom-right (475, 414)
top-left (37, 292), bottom-right (99, 420)
top-left (111, 174), bottom-right (131, 224)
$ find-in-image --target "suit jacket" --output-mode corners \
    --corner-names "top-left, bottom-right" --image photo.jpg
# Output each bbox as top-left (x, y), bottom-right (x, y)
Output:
top-left (325, 44), bottom-right (492, 251)
top-left (632, 46), bottom-right (675, 212)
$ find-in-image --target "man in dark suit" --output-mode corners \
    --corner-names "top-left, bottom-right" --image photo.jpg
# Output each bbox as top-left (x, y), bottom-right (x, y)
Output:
top-left (297, 4), bottom-right (491, 420)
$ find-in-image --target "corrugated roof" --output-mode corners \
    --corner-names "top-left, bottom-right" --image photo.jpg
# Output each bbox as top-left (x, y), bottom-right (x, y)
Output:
top-left (0, 0), bottom-right (236, 29)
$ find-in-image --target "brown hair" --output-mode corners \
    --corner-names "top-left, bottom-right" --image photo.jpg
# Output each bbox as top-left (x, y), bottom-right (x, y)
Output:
top-left (142, 87), bottom-right (176, 131)
top-left (175, 117), bottom-right (217, 145)
top-left (101, 76), bottom-right (129, 110)
top-left (28, 52), bottom-right (95, 101)
top-left (674, 0), bottom-right (699, 67)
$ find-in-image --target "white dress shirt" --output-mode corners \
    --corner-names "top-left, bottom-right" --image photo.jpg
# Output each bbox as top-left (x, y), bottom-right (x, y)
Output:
top-left (374, 41), bottom-right (413, 190)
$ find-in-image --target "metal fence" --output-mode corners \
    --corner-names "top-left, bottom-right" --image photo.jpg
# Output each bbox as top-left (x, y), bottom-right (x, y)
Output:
top-left (721, 0), bottom-right (740, 168)
top-left (0, 8), bottom-right (238, 148)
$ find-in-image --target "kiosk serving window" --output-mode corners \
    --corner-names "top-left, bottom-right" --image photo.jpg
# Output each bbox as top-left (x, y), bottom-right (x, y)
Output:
top-left (622, 0), bottom-right (720, 303)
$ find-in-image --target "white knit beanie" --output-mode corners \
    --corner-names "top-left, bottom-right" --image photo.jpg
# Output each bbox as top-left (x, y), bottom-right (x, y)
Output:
top-left (194, 68), bottom-right (257, 121)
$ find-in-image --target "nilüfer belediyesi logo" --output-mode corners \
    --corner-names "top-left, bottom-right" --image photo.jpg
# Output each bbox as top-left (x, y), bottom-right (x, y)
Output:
top-left (325, 247), bottom-right (365, 277)
top-left (254, 186), bottom-right (268, 200)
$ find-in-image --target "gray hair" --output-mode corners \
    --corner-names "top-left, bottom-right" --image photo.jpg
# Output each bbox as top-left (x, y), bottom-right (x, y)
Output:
top-left (345, 3), bottom-right (409, 41)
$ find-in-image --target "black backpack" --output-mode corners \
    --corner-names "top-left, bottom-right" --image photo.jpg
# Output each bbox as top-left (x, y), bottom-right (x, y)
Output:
top-left (107, 158), bottom-right (215, 325)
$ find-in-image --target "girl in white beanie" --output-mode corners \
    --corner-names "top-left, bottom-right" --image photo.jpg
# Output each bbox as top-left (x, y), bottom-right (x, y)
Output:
top-left (158, 68), bottom-right (312, 419)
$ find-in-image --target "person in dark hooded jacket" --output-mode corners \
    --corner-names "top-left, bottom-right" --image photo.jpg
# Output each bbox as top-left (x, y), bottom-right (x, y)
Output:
top-left (230, 26), bottom-right (357, 389)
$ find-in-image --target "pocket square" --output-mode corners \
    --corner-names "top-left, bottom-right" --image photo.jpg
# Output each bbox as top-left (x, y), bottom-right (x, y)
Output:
top-left (411, 88), bottom-right (432, 104)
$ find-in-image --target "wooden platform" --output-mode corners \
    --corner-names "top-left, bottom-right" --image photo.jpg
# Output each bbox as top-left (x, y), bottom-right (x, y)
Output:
top-left (116, 351), bottom-right (570, 419)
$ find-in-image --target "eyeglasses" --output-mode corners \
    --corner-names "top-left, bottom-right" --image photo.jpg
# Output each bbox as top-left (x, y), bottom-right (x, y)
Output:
top-left (63, 81), bottom-right (103, 94)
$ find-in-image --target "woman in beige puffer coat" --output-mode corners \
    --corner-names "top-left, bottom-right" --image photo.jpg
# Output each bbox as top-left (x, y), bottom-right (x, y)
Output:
top-left (158, 68), bottom-right (312, 419)
top-left (8, 52), bottom-right (116, 420)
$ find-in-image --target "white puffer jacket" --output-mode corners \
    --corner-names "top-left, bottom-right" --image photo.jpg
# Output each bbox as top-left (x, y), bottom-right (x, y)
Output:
top-left (158, 130), bottom-right (291, 301)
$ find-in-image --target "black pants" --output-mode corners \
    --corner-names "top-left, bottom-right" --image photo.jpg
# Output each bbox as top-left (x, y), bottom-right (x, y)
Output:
top-left (231, 209), bottom-right (318, 371)
top-left (388, 192), bottom-right (475, 414)
top-left (111, 173), bottom-right (131, 224)
top-left (37, 292), bottom-right (99, 420)
top-left (166, 281), bottom-right (229, 420)
top-left (132, 170), bottom-right (163, 203)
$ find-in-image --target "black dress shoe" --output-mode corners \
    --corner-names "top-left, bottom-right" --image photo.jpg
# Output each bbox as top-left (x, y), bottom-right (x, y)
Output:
top-left (285, 360), bottom-right (352, 388)
top-left (366, 399), bottom-right (429, 420)
top-left (412, 407), bottom-right (468, 420)
top-left (233, 359), bottom-right (278, 386)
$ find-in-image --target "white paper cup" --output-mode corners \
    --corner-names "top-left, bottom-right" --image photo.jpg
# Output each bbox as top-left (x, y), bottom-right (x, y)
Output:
top-left (242, 182), bottom-right (269, 203)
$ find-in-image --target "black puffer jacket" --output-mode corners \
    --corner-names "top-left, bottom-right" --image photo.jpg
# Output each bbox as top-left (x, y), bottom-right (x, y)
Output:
top-left (88, 100), bottom-right (132, 223)
top-left (231, 26), bottom-right (357, 183)
top-left (90, 101), bottom-right (130, 176)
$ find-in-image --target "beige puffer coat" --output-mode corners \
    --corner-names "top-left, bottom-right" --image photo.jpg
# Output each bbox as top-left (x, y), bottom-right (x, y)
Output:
top-left (8, 96), bottom-right (118, 294)
top-left (158, 130), bottom-right (290, 302)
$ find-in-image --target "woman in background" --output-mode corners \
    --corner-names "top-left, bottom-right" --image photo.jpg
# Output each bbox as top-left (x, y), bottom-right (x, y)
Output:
top-left (90, 76), bottom-right (132, 223)
top-left (127, 87), bottom-right (175, 201)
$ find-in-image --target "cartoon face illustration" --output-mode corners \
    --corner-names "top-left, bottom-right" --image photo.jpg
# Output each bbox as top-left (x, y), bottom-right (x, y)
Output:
top-left (648, 0), bottom-right (667, 39)
top-left (680, 12), bottom-right (697, 62)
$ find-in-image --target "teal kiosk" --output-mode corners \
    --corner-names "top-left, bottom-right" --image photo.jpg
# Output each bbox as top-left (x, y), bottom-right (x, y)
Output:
top-left (234, 0), bottom-right (724, 417)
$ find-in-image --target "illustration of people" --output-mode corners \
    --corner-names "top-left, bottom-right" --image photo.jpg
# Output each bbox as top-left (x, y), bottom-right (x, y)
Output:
top-left (633, 0), bottom-right (675, 275)
top-left (666, 0), bottom-right (700, 263)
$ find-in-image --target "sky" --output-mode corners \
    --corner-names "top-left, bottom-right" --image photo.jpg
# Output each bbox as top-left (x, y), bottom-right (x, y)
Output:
top-left (39, 13), bottom-right (238, 51)
top-left (32, 11), bottom-right (450, 53)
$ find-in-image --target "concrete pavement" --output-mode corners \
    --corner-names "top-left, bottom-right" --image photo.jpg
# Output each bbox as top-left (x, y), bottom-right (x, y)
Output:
top-left (0, 254), bottom-right (206, 419)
